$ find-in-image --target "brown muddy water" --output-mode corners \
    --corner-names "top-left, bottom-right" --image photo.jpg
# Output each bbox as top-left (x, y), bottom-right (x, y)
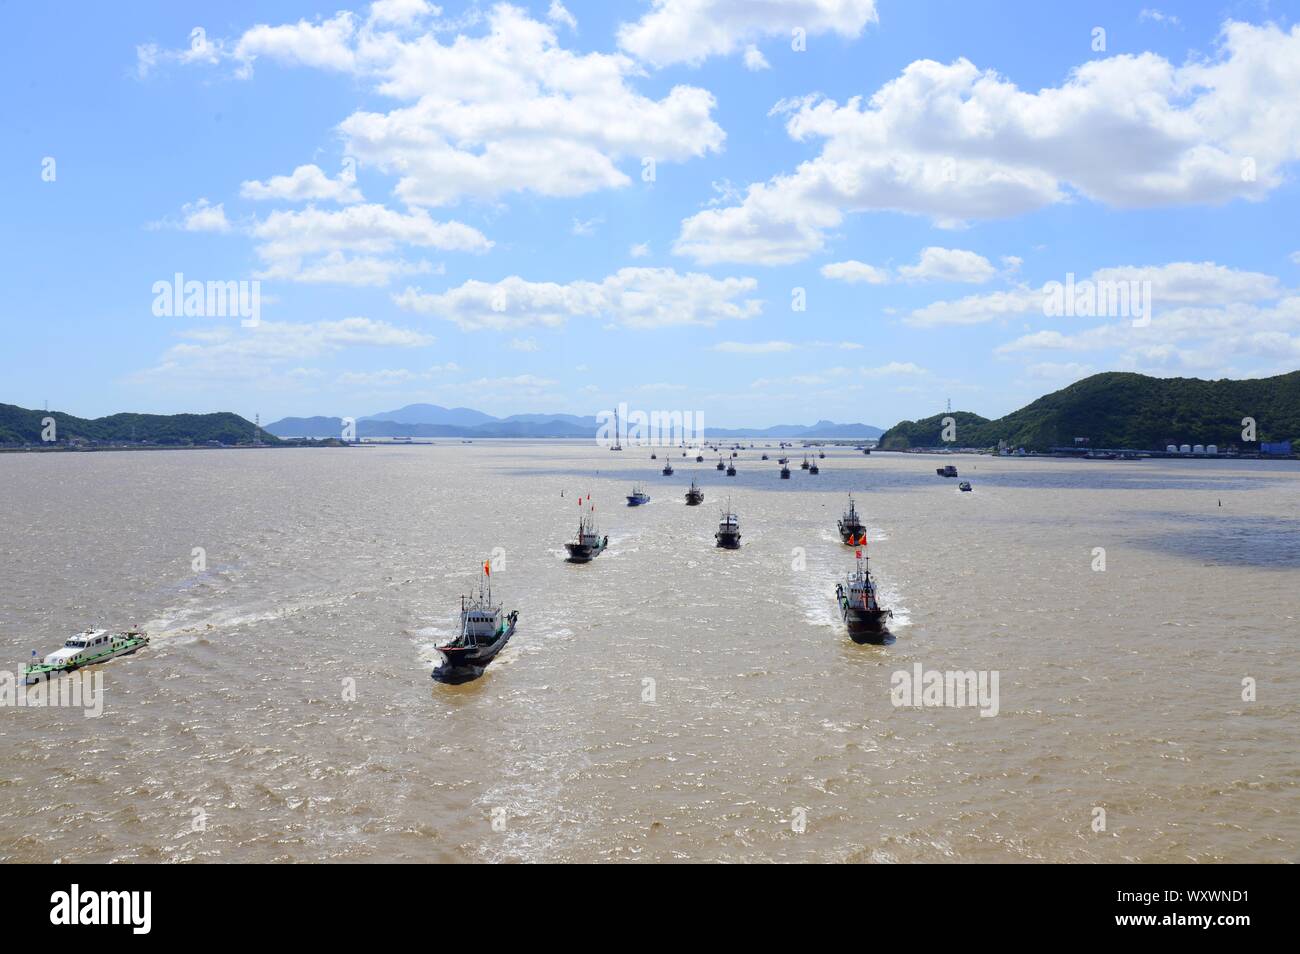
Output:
top-left (1, 444), bottom-right (1296, 862)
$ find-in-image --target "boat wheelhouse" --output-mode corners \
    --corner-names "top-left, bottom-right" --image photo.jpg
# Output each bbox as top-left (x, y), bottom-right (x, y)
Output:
top-left (627, 485), bottom-right (651, 506)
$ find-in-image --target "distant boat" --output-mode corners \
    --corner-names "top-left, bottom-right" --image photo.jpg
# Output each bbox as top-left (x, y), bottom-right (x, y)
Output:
top-left (819, 451), bottom-right (825, 459)
top-left (937, 465), bottom-right (958, 478)
top-left (761, 453), bottom-right (769, 460)
top-left (715, 501), bottom-right (741, 549)
top-left (716, 458), bottom-right (725, 471)
top-left (800, 456), bottom-right (810, 470)
top-left (696, 452), bottom-right (704, 462)
top-left (650, 451), bottom-right (656, 460)
top-left (726, 460), bottom-right (737, 476)
top-left (685, 480), bottom-right (704, 506)
top-left (433, 564), bottom-right (517, 683)
top-left (627, 484), bottom-right (650, 506)
top-left (662, 459), bottom-right (674, 475)
top-left (780, 463), bottom-right (791, 479)
top-left (809, 461), bottom-right (820, 474)
top-left (959, 481), bottom-right (973, 492)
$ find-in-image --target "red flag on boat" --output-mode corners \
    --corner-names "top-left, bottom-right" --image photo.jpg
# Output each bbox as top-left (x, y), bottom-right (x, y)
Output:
top-left (856, 549), bottom-right (862, 559)
top-left (483, 560), bottom-right (491, 576)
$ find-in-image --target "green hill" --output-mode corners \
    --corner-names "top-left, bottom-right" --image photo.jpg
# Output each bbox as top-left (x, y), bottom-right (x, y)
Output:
top-left (0, 403), bottom-right (277, 446)
top-left (878, 371), bottom-right (1300, 452)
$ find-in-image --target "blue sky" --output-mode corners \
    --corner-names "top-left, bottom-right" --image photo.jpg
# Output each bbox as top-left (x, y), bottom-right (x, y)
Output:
top-left (4, 0), bottom-right (1300, 428)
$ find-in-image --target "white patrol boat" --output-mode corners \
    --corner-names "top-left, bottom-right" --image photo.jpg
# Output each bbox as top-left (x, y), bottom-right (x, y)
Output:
top-left (23, 628), bottom-right (148, 683)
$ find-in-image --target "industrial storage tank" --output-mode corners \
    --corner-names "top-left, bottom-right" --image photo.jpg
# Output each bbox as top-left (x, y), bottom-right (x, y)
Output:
top-left (1179, 444), bottom-right (1191, 454)
top-left (1193, 444), bottom-right (1206, 455)
top-left (1207, 444), bottom-right (1218, 455)
top-left (1166, 445), bottom-right (1178, 453)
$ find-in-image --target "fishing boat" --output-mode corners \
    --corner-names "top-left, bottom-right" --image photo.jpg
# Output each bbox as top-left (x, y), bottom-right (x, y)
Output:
top-left (862, 448), bottom-right (871, 455)
top-left (819, 451), bottom-right (826, 459)
top-left (726, 460), bottom-right (737, 476)
top-left (610, 408), bottom-right (623, 451)
top-left (627, 485), bottom-right (651, 506)
top-left (936, 464), bottom-right (958, 477)
top-left (650, 451), bottom-right (657, 460)
top-left (958, 481), bottom-right (973, 492)
top-left (564, 499), bottom-right (608, 563)
top-left (837, 495), bottom-right (865, 543)
top-left (835, 550), bottom-right (892, 644)
top-left (715, 502), bottom-right (741, 548)
top-left (695, 452), bottom-right (704, 462)
top-left (432, 563), bottom-right (518, 684)
top-left (801, 456), bottom-right (810, 470)
top-left (778, 456), bottom-right (789, 465)
top-left (685, 480), bottom-right (704, 506)
top-left (662, 460), bottom-right (674, 476)
top-left (22, 628), bottom-right (148, 683)
top-left (716, 458), bottom-right (725, 471)
top-left (809, 460), bottom-right (820, 474)
top-left (761, 453), bottom-right (769, 460)
top-left (780, 463), bottom-right (791, 478)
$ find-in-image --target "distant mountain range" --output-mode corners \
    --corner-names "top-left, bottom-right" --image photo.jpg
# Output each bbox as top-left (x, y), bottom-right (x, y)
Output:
top-left (0, 402), bottom-right (274, 446)
top-left (878, 371), bottom-right (1300, 452)
top-left (266, 404), bottom-right (885, 440)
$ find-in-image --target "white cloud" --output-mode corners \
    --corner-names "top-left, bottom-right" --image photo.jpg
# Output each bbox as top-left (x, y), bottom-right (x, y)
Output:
top-left (898, 247), bottom-right (996, 284)
top-left (152, 198), bottom-right (231, 233)
top-left (907, 261), bottom-right (1282, 327)
top-left (618, 0), bottom-right (878, 68)
top-left (862, 361), bottom-right (927, 377)
top-left (135, 317), bottom-right (434, 384)
top-left (368, 0), bottom-right (439, 28)
top-left (712, 340), bottom-right (795, 354)
top-left (251, 204), bottom-right (490, 285)
top-left (629, 242), bottom-right (651, 258)
top-left (743, 45), bottom-right (770, 71)
top-left (822, 248), bottom-right (996, 284)
top-left (547, 1), bottom-right (577, 31)
top-left (820, 260), bottom-right (889, 284)
top-left (394, 267), bottom-right (762, 331)
top-left (676, 23), bottom-right (1300, 264)
top-left (508, 336), bottom-right (540, 351)
top-left (240, 163), bottom-right (363, 203)
top-left (146, 6), bottom-right (723, 206)
top-left (572, 216), bottom-right (603, 237)
top-left (1139, 9), bottom-right (1179, 27)
top-left (233, 12), bottom-right (360, 73)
